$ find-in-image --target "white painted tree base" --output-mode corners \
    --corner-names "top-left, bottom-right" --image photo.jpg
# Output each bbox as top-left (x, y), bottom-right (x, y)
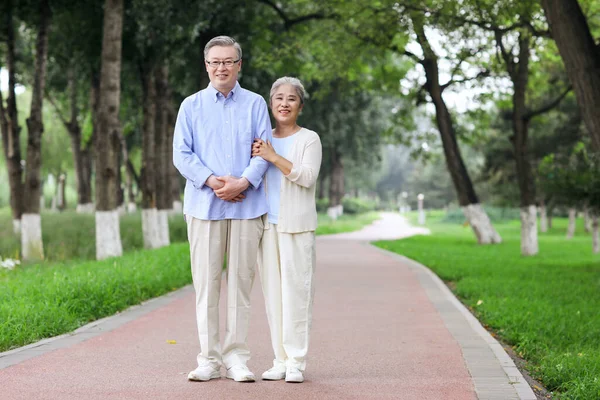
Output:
top-left (142, 208), bottom-right (161, 249)
top-left (13, 219), bottom-right (21, 234)
top-left (21, 213), bottom-right (44, 261)
top-left (117, 204), bottom-right (127, 216)
top-left (327, 206), bottom-right (339, 220)
top-left (593, 215), bottom-right (599, 254)
top-left (76, 203), bottom-right (95, 213)
top-left (172, 200), bottom-right (183, 213)
top-left (95, 210), bottom-right (123, 260)
top-left (539, 205), bottom-right (548, 233)
top-left (461, 204), bottom-right (502, 244)
top-left (157, 209), bottom-right (170, 247)
top-left (566, 208), bottom-right (576, 239)
top-left (127, 202), bottom-right (137, 213)
top-left (520, 205), bottom-right (538, 256)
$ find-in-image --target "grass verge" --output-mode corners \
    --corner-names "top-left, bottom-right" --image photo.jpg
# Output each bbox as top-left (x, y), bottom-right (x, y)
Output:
top-left (375, 211), bottom-right (600, 400)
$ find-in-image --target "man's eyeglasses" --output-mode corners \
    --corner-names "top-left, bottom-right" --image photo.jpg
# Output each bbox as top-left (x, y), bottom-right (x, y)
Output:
top-left (206, 59), bottom-right (240, 68)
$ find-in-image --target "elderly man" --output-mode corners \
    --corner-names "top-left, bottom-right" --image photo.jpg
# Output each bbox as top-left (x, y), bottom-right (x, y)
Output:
top-left (173, 35), bottom-right (271, 383)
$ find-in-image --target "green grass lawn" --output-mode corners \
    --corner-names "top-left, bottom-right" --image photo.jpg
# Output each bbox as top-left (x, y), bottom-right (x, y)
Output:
top-left (0, 209), bottom-right (378, 262)
top-left (0, 208), bottom-right (378, 352)
top-left (316, 211), bottom-right (380, 235)
top-left (375, 211), bottom-right (600, 400)
top-left (0, 244), bottom-right (191, 352)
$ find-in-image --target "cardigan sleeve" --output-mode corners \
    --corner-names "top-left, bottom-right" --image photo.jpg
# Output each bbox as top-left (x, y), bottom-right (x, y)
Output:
top-left (285, 134), bottom-right (322, 189)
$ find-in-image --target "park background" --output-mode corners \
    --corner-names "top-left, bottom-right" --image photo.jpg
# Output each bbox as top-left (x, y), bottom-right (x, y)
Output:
top-left (1, 0), bottom-right (600, 398)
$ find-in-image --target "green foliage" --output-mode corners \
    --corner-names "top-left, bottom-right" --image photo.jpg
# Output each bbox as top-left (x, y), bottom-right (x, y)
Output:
top-left (376, 213), bottom-right (600, 399)
top-left (0, 210), bottom-right (188, 262)
top-left (342, 197), bottom-right (377, 214)
top-left (442, 206), bottom-right (521, 224)
top-left (539, 144), bottom-right (600, 212)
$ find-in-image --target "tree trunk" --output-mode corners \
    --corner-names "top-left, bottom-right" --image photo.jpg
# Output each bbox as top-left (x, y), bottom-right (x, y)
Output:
top-left (567, 207), bottom-right (576, 239)
top-left (60, 67), bottom-right (94, 213)
top-left (584, 205), bottom-right (592, 233)
top-left (118, 130), bottom-right (135, 213)
top-left (76, 73), bottom-right (100, 214)
top-left (166, 83), bottom-right (181, 212)
top-left (539, 202), bottom-right (548, 233)
top-left (541, 0), bottom-right (600, 151)
top-left (521, 205), bottom-right (538, 255)
top-left (22, 0), bottom-right (51, 261)
top-left (506, 30), bottom-right (538, 256)
top-left (2, 1), bottom-right (24, 233)
top-left (95, 0), bottom-right (124, 260)
top-left (154, 65), bottom-right (170, 246)
top-left (140, 66), bottom-right (160, 249)
top-left (329, 149), bottom-right (344, 207)
top-left (412, 14), bottom-right (501, 244)
top-left (56, 173), bottom-right (66, 211)
top-left (593, 214), bottom-right (599, 253)
top-left (317, 175), bottom-right (326, 201)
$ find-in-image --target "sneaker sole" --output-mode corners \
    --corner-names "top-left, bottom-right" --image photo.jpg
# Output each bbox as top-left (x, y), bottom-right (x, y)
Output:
top-left (262, 374), bottom-right (286, 381)
top-left (226, 373), bottom-right (256, 382)
top-left (188, 372), bottom-right (221, 382)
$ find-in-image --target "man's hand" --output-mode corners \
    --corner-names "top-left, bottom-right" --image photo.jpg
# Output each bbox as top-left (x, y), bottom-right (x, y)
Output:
top-left (206, 175), bottom-right (246, 202)
top-left (214, 176), bottom-right (250, 201)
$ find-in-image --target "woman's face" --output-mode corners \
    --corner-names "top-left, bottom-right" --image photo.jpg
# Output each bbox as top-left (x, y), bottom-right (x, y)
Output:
top-left (270, 84), bottom-right (303, 125)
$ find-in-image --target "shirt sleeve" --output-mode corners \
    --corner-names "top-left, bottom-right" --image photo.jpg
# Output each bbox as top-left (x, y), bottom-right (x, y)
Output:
top-left (285, 134), bottom-right (322, 188)
top-left (172, 98), bottom-right (214, 189)
top-left (241, 97), bottom-right (272, 189)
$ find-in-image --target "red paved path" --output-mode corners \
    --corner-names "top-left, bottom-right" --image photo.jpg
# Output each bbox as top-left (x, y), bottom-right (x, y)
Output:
top-left (0, 217), bottom-right (476, 399)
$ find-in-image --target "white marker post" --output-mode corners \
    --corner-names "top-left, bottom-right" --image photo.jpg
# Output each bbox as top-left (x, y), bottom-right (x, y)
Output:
top-left (418, 193), bottom-right (425, 225)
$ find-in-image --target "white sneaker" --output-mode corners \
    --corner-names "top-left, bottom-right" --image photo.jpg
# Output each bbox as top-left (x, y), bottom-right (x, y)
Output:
top-left (285, 366), bottom-right (304, 383)
top-left (226, 364), bottom-right (256, 382)
top-left (261, 365), bottom-right (287, 381)
top-left (188, 364), bottom-right (221, 381)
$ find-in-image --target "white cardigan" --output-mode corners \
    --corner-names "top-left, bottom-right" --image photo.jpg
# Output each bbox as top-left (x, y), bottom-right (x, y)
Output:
top-left (265, 127), bottom-right (322, 233)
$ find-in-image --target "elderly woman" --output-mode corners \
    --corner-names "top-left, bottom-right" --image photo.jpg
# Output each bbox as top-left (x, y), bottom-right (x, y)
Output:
top-left (252, 77), bottom-right (322, 383)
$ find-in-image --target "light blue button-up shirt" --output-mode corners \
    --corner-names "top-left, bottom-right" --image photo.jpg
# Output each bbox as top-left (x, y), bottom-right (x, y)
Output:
top-left (173, 82), bottom-right (272, 220)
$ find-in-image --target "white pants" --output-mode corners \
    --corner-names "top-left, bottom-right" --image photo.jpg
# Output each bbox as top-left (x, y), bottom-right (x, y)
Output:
top-left (257, 223), bottom-right (316, 371)
top-left (187, 216), bottom-right (263, 369)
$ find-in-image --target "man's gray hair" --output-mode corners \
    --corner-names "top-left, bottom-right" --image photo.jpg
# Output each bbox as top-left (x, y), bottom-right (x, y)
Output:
top-left (269, 77), bottom-right (308, 104)
top-left (204, 36), bottom-right (242, 60)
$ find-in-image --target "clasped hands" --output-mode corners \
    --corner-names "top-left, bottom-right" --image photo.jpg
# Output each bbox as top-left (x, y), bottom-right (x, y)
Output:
top-left (205, 138), bottom-right (275, 203)
top-left (206, 175), bottom-right (249, 203)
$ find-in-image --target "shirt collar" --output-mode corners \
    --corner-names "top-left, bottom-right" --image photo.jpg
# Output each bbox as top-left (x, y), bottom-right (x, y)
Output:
top-left (207, 81), bottom-right (241, 103)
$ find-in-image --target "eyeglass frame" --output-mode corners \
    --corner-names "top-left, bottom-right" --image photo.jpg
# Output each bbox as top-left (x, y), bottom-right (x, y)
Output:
top-left (205, 59), bottom-right (241, 68)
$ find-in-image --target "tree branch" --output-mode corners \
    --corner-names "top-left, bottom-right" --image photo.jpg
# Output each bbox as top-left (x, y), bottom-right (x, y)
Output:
top-left (441, 69), bottom-right (490, 91)
top-left (524, 85), bottom-right (572, 120)
top-left (256, 0), bottom-right (332, 30)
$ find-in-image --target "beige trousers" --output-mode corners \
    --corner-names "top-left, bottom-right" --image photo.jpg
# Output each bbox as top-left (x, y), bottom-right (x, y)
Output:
top-left (257, 223), bottom-right (316, 371)
top-left (187, 216), bottom-right (263, 369)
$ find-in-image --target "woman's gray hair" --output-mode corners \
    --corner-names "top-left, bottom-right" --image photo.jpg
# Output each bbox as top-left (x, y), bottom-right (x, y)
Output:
top-left (204, 36), bottom-right (242, 60)
top-left (270, 77), bottom-right (308, 104)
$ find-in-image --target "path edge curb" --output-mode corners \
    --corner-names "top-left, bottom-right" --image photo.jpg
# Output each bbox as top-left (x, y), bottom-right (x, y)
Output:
top-left (369, 244), bottom-right (537, 400)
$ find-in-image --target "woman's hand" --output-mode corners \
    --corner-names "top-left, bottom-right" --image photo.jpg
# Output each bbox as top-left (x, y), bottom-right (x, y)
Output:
top-left (252, 138), bottom-right (277, 163)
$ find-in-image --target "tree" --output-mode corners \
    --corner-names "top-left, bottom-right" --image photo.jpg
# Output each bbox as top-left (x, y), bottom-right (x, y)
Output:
top-left (541, 0), bottom-right (600, 151)
top-left (95, 0), bottom-right (124, 260)
top-left (19, 0), bottom-right (51, 261)
top-left (0, 0), bottom-right (25, 234)
top-left (446, 0), bottom-right (571, 255)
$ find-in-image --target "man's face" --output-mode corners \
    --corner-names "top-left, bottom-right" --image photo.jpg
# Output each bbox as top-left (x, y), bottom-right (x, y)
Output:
top-left (205, 45), bottom-right (241, 94)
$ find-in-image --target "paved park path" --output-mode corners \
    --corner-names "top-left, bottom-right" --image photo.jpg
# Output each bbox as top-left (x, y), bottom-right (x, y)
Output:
top-left (0, 212), bottom-right (536, 400)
